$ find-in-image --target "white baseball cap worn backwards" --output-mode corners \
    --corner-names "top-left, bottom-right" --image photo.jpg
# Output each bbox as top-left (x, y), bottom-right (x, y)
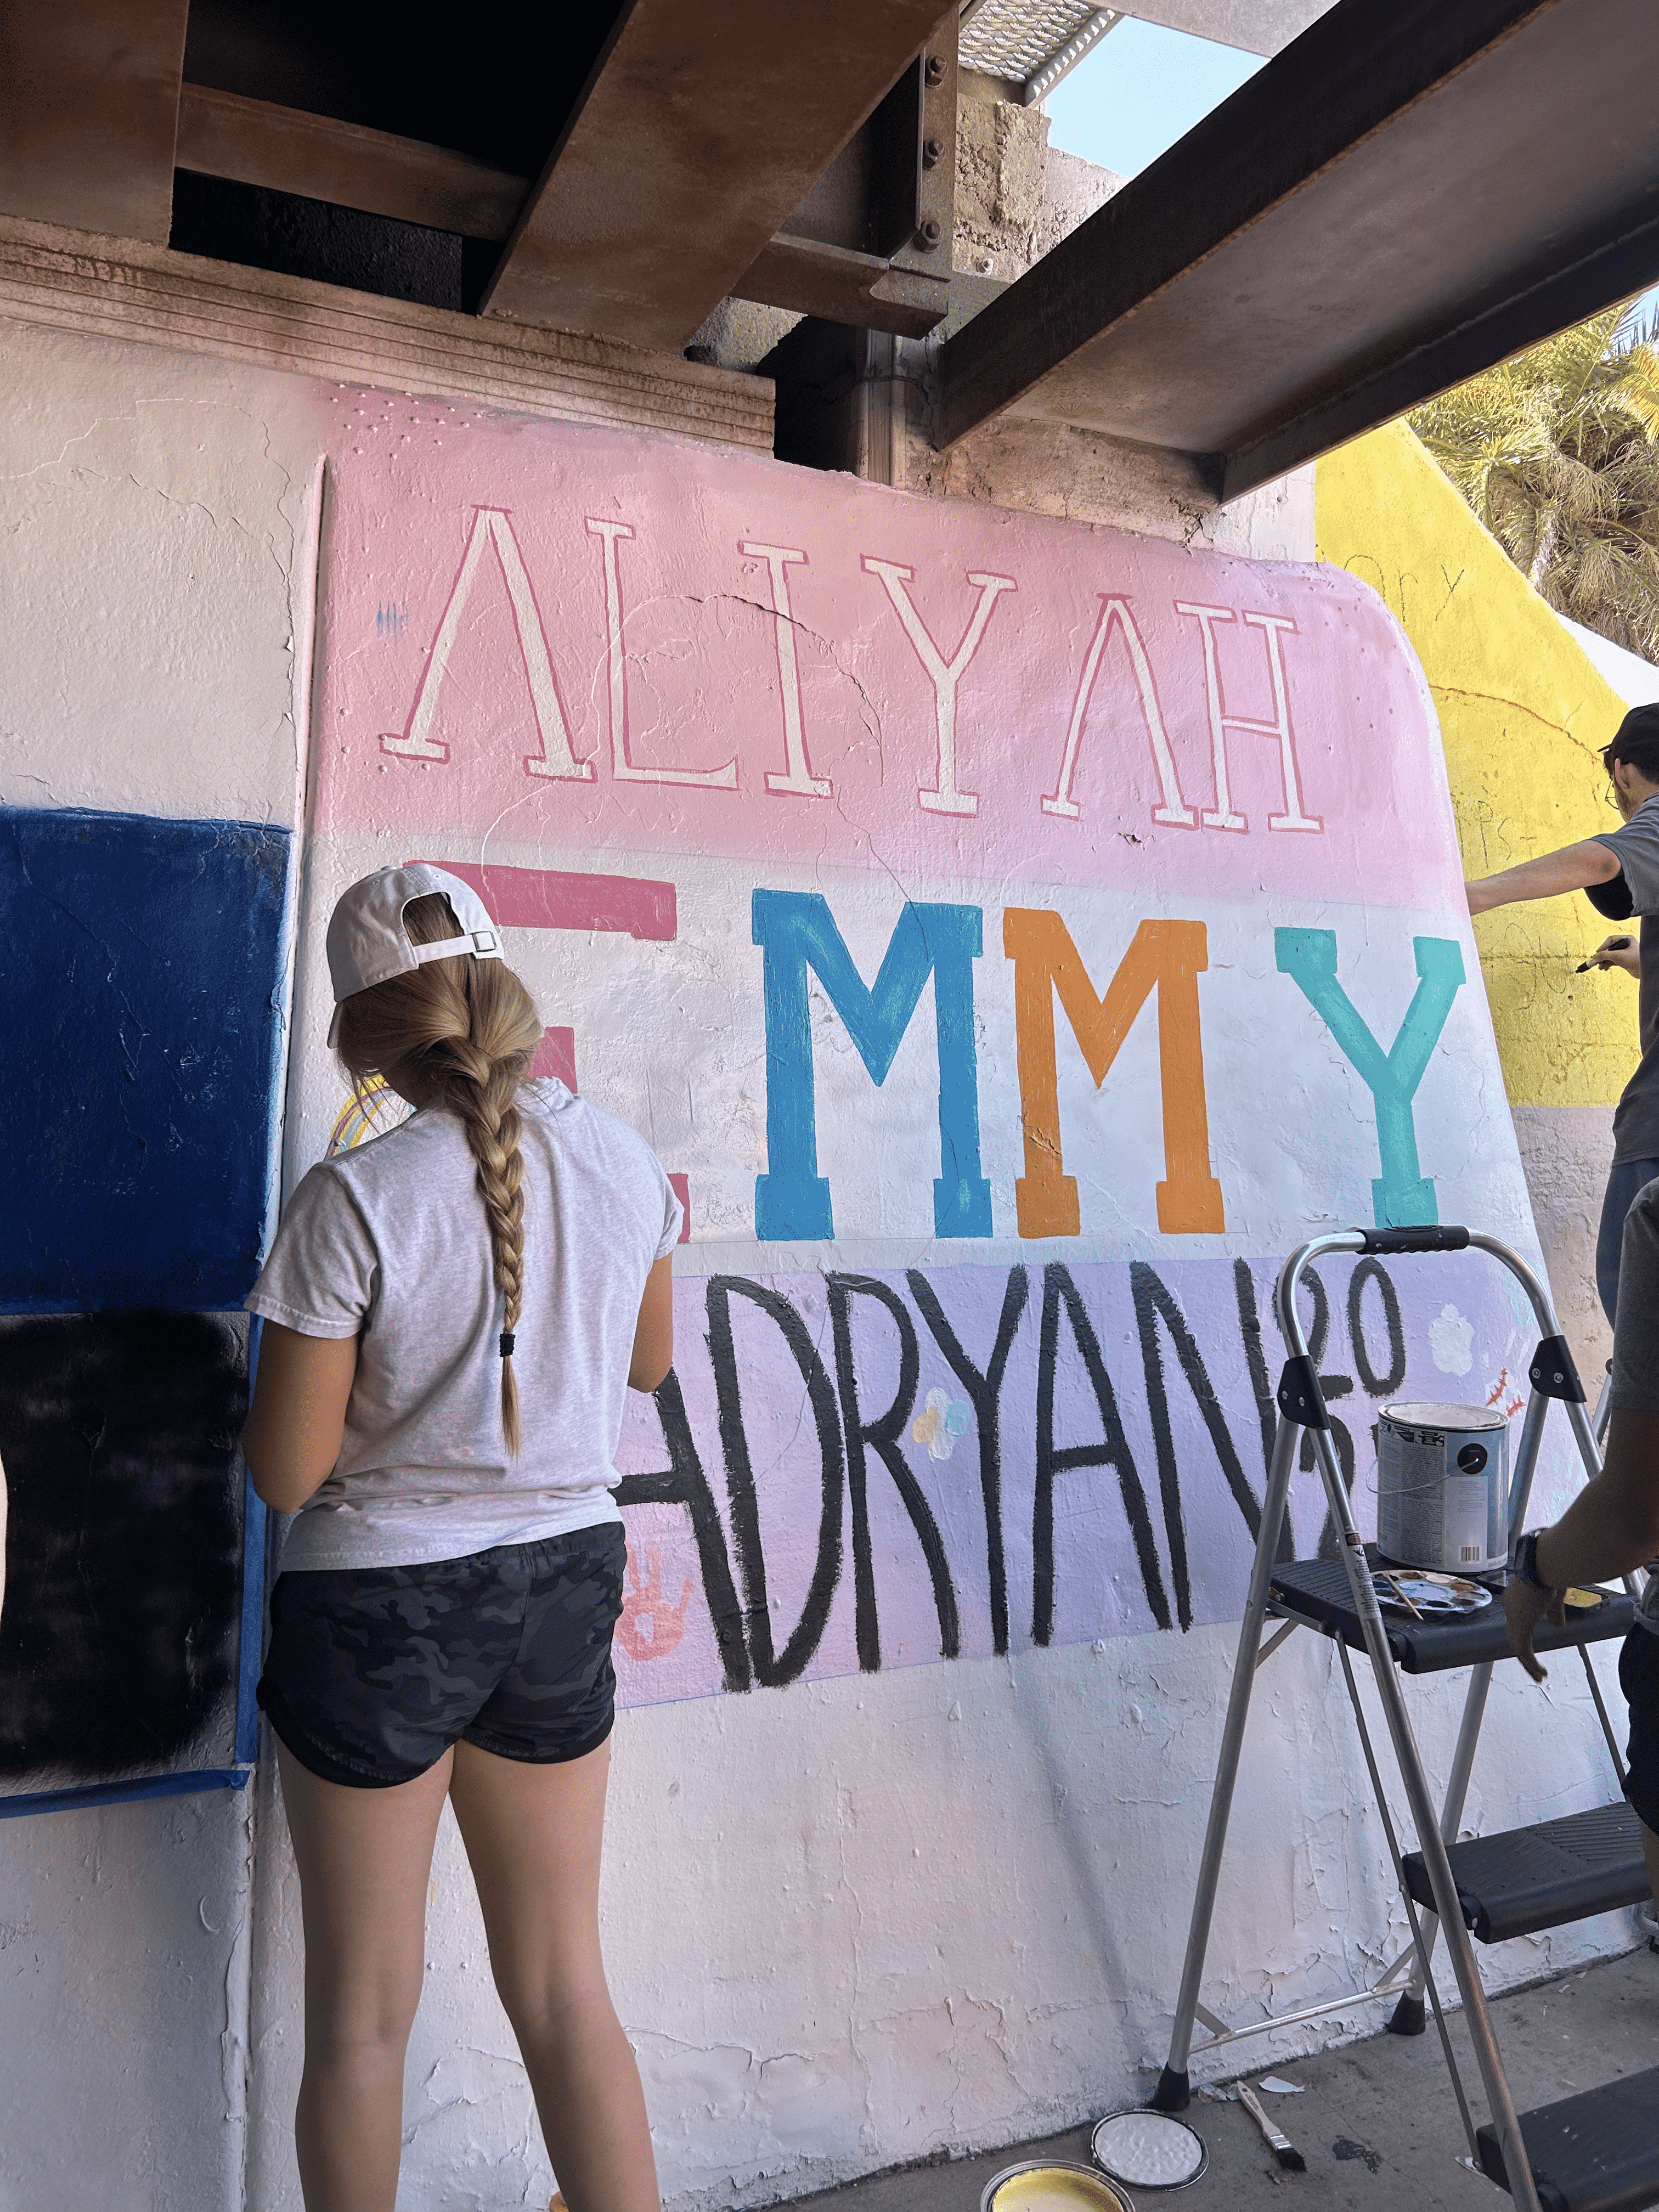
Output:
top-left (326, 863), bottom-right (505, 1045)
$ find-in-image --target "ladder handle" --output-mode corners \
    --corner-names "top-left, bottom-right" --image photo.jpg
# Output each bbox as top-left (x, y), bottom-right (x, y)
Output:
top-left (1355, 1224), bottom-right (1470, 1255)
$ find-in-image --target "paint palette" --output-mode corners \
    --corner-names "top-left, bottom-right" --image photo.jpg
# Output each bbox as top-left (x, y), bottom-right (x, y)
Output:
top-left (1372, 1572), bottom-right (1492, 1615)
top-left (1090, 2110), bottom-right (1207, 2190)
top-left (981, 2162), bottom-right (1135, 2211)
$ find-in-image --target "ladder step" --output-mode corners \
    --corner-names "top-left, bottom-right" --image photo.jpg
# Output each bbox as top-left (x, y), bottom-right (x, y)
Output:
top-left (1402, 1803), bottom-right (1651, 1942)
top-left (1268, 1558), bottom-right (1634, 1674)
top-left (1475, 2068), bottom-right (1659, 2212)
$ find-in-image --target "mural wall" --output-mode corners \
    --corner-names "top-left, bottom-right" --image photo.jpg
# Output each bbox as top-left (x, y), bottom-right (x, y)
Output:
top-left (0, 315), bottom-right (1619, 2212)
top-left (287, 409), bottom-right (1567, 1722)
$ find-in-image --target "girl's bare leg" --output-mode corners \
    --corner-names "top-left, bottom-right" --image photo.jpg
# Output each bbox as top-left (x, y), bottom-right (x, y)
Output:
top-left (276, 1740), bottom-right (454, 2212)
top-left (448, 1736), bottom-right (658, 2212)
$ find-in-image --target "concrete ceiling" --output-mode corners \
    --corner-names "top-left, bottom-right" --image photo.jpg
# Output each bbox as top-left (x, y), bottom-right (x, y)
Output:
top-left (1, 0), bottom-right (1654, 510)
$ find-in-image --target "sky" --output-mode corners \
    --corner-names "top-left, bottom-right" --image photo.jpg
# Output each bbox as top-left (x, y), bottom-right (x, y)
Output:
top-left (1043, 16), bottom-right (1263, 180)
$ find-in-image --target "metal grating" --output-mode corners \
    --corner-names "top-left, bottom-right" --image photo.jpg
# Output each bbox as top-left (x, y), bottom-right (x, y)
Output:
top-left (960, 0), bottom-right (1121, 100)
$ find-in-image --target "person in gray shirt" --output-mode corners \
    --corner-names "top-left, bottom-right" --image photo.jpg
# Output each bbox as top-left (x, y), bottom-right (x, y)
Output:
top-left (1506, 1181), bottom-right (1659, 1906)
top-left (1466, 703), bottom-right (1659, 1321)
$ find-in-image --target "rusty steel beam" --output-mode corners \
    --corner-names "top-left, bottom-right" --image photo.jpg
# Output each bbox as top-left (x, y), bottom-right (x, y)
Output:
top-left (733, 16), bottom-right (957, 336)
top-left (175, 87), bottom-right (530, 241)
top-left (941, 0), bottom-right (1659, 498)
top-left (480, 0), bottom-right (952, 350)
top-left (0, 0), bottom-right (190, 243)
top-left (733, 234), bottom-right (949, 335)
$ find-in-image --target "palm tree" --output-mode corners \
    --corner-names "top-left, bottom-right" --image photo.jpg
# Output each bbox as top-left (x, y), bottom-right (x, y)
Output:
top-left (1408, 303), bottom-right (1659, 660)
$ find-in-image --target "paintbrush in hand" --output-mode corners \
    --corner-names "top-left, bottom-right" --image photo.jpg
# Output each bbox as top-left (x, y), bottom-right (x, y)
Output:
top-left (1238, 2084), bottom-right (1306, 2172)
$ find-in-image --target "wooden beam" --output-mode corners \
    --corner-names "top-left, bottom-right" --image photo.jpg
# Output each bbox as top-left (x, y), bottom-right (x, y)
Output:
top-left (0, 0), bottom-right (190, 244)
top-left (175, 87), bottom-right (529, 241)
top-left (481, 0), bottom-right (952, 350)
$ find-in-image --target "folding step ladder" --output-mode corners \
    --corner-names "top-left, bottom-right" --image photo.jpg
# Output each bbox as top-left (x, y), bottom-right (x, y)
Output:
top-left (1150, 1225), bottom-right (1659, 2212)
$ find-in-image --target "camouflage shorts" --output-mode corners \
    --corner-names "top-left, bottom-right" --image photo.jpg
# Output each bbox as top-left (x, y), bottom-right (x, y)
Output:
top-left (258, 1522), bottom-right (626, 1788)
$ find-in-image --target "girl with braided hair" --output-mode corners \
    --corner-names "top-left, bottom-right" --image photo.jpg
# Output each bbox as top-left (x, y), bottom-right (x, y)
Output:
top-left (242, 864), bottom-right (679, 2212)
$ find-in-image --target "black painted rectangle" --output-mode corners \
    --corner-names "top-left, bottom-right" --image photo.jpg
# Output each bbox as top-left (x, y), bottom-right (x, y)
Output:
top-left (0, 1311), bottom-right (249, 1789)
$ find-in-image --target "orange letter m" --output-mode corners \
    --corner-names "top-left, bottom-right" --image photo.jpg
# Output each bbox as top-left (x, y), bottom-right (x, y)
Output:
top-left (1004, 911), bottom-right (1224, 1238)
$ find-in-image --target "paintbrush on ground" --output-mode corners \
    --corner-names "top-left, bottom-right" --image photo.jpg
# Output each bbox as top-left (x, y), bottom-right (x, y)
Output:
top-left (1238, 2084), bottom-right (1306, 2172)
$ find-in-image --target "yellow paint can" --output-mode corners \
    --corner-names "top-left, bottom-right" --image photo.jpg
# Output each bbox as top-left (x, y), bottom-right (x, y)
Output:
top-left (980, 2162), bottom-right (1135, 2211)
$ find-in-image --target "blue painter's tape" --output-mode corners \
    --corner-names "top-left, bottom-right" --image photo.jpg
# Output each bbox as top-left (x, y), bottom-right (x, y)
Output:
top-left (0, 1767), bottom-right (252, 1821)
top-left (0, 805), bottom-right (290, 1311)
top-left (235, 1317), bottom-right (268, 1765)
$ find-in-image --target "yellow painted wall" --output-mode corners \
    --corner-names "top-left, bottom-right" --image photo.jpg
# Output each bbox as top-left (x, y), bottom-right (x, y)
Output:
top-left (1316, 420), bottom-right (1635, 1109)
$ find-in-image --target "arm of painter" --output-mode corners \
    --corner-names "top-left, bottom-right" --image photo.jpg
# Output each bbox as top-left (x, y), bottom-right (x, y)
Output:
top-left (242, 1322), bottom-right (359, 1515)
top-left (628, 1255), bottom-right (674, 1393)
top-left (1504, 1407), bottom-right (1659, 1681)
top-left (1466, 840), bottom-right (1623, 915)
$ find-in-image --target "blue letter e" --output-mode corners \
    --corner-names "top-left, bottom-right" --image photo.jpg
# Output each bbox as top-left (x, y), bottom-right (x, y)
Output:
top-left (752, 889), bottom-right (992, 1241)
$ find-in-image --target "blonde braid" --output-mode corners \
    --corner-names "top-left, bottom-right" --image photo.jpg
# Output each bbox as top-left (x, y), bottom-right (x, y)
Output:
top-left (334, 892), bottom-right (543, 1457)
top-left (444, 1028), bottom-right (529, 1455)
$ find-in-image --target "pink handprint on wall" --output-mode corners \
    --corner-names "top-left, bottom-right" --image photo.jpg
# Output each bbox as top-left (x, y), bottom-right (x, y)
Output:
top-left (617, 1540), bottom-right (693, 1662)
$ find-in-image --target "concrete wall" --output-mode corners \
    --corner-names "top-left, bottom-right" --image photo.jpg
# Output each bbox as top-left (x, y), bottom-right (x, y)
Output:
top-left (1316, 421), bottom-right (1638, 1383)
top-left (0, 284), bottom-right (1638, 2212)
top-left (0, 313), bottom-right (319, 2212)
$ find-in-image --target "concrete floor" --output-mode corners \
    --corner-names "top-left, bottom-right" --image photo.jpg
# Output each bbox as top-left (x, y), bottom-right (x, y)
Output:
top-left (767, 1937), bottom-right (1659, 2212)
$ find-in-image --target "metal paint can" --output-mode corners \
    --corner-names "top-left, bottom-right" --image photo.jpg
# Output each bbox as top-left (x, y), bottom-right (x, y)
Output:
top-left (1376, 1401), bottom-right (1509, 1572)
top-left (980, 2161), bottom-right (1136, 2212)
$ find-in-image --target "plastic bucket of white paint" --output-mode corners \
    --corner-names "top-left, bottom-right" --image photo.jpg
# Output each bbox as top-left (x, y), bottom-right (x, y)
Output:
top-left (980, 2161), bottom-right (1135, 2212)
top-left (1376, 1402), bottom-right (1509, 1573)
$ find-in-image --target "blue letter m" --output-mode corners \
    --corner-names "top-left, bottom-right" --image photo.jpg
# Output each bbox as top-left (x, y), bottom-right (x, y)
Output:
top-left (753, 889), bottom-right (992, 1240)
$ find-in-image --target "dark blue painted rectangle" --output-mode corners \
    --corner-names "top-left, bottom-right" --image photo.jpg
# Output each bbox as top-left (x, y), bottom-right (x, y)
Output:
top-left (0, 806), bottom-right (290, 1311)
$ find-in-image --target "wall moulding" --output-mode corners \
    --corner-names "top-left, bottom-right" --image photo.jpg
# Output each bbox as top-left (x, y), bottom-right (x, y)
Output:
top-left (0, 214), bottom-right (775, 454)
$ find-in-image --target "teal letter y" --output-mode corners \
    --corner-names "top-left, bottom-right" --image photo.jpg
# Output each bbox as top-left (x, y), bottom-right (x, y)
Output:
top-left (1274, 929), bottom-right (1465, 1228)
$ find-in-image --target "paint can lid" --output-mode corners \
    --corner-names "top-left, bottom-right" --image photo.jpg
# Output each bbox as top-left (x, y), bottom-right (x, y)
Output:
top-left (981, 2160), bottom-right (1135, 2212)
top-left (1380, 1401), bottom-right (1508, 1434)
top-left (1091, 2110), bottom-right (1207, 2190)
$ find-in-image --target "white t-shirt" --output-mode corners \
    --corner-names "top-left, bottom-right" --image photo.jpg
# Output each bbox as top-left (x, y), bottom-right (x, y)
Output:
top-left (246, 1079), bottom-right (682, 1572)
